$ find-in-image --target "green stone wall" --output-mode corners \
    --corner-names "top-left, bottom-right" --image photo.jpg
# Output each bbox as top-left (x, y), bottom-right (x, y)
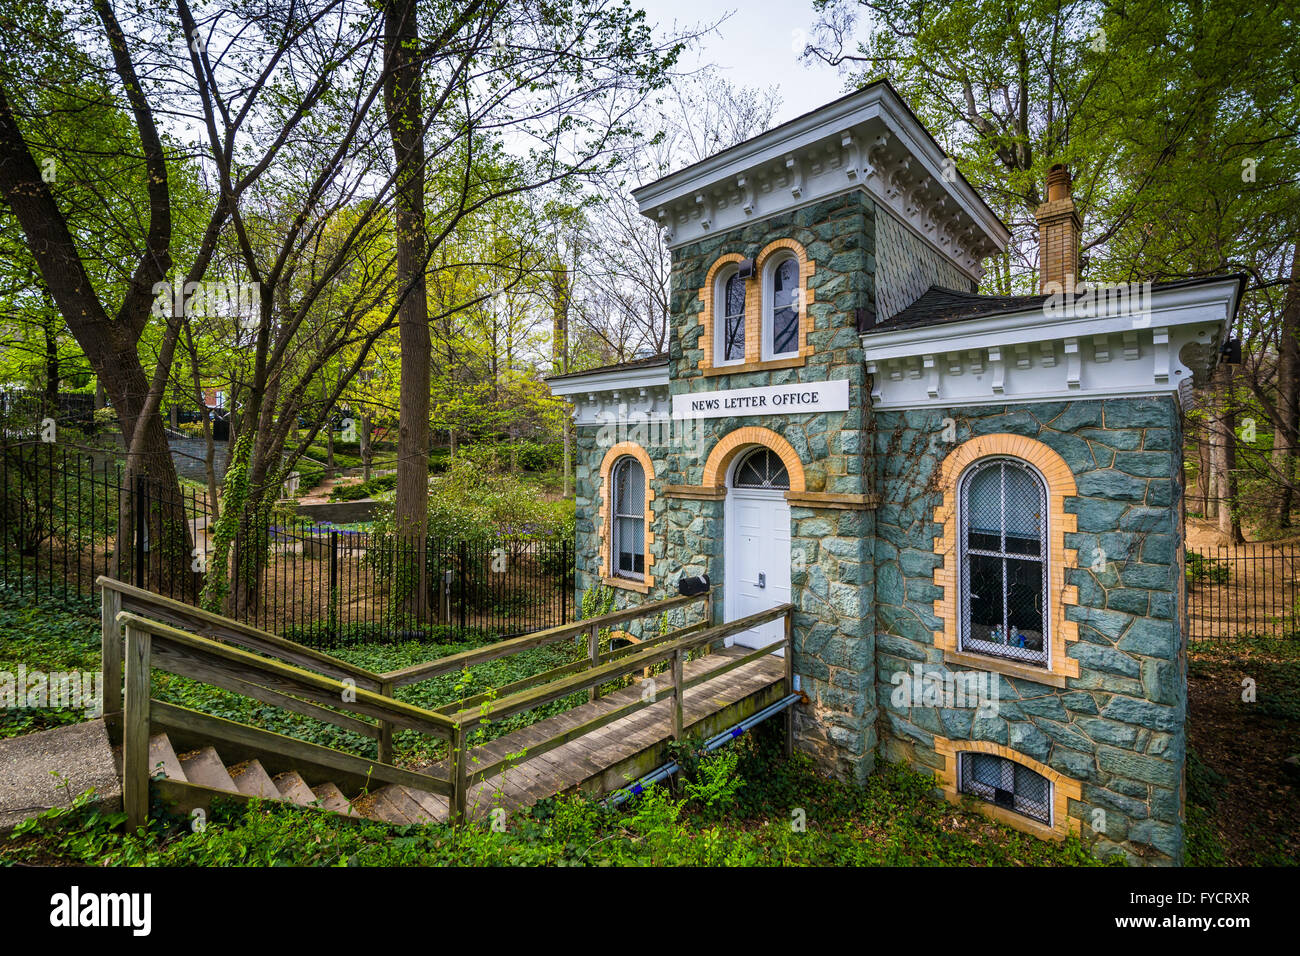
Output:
top-left (574, 191), bottom-right (883, 782)
top-left (872, 397), bottom-right (1187, 864)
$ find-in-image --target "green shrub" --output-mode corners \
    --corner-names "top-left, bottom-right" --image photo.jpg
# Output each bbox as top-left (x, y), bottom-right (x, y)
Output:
top-left (516, 441), bottom-right (562, 472)
top-left (330, 473), bottom-right (397, 501)
top-left (371, 459), bottom-right (573, 546)
top-left (1186, 550), bottom-right (1229, 585)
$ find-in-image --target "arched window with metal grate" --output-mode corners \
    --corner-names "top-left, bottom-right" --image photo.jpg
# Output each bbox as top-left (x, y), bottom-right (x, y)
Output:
top-left (732, 447), bottom-right (791, 490)
top-left (715, 269), bottom-right (746, 364)
top-left (611, 456), bottom-right (645, 579)
top-left (959, 752), bottom-right (1052, 824)
top-left (958, 457), bottom-right (1049, 666)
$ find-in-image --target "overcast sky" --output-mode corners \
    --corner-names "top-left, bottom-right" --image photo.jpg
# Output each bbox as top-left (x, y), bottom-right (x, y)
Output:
top-left (639, 0), bottom-right (853, 123)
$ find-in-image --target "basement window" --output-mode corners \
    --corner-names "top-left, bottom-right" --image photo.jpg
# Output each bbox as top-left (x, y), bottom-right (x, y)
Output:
top-left (959, 752), bottom-right (1052, 825)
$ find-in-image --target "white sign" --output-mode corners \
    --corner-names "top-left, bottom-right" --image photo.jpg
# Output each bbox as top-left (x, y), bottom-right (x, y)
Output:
top-left (671, 379), bottom-right (849, 420)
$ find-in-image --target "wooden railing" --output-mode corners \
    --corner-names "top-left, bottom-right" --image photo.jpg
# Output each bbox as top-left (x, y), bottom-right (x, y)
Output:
top-left (114, 610), bottom-right (459, 832)
top-left (443, 603), bottom-right (795, 793)
top-left (102, 578), bottom-right (793, 830)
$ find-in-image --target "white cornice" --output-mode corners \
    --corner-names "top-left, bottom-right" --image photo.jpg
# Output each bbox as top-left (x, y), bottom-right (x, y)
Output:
top-left (632, 83), bottom-right (1011, 282)
top-left (861, 279), bottom-right (1240, 410)
top-left (546, 362), bottom-right (671, 426)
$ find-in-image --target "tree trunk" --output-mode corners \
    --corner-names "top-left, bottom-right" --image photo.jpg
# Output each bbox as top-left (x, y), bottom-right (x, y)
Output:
top-left (42, 311), bottom-right (59, 416)
top-left (385, 0), bottom-right (430, 624)
top-left (1213, 363), bottom-right (1244, 543)
top-left (1271, 244), bottom-right (1300, 527)
top-left (1194, 420), bottom-right (1211, 516)
top-left (360, 409), bottom-right (372, 482)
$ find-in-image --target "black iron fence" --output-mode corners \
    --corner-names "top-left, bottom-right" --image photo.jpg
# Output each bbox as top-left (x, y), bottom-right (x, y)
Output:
top-left (0, 440), bottom-right (574, 646)
top-left (1187, 542), bottom-right (1300, 641)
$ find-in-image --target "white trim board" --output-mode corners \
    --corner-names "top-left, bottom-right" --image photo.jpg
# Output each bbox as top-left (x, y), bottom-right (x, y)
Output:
top-left (861, 279), bottom-right (1240, 410)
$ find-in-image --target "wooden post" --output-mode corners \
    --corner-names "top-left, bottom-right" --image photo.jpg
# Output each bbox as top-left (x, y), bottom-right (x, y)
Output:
top-left (783, 608), bottom-right (794, 758)
top-left (378, 680), bottom-right (394, 765)
top-left (449, 723), bottom-right (467, 828)
top-left (587, 622), bottom-right (599, 703)
top-left (703, 591), bottom-right (717, 656)
top-left (671, 648), bottom-right (684, 741)
top-left (101, 587), bottom-right (123, 739)
top-left (122, 623), bottom-right (152, 833)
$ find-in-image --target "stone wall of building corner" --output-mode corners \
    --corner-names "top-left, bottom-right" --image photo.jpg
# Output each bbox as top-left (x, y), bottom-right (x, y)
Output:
top-left (663, 195), bottom-right (879, 783)
top-left (872, 203), bottom-right (978, 321)
top-left (871, 396), bottom-right (1187, 865)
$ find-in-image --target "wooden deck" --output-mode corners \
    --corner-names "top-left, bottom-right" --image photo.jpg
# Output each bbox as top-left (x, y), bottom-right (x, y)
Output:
top-left (428, 647), bottom-right (786, 820)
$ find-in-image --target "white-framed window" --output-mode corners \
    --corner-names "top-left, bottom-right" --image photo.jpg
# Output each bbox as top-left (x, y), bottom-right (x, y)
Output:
top-left (958, 752), bottom-right (1052, 825)
top-left (958, 456), bottom-right (1049, 666)
top-left (611, 456), bottom-right (645, 580)
top-left (762, 254), bottom-right (800, 359)
top-left (714, 267), bottom-right (746, 365)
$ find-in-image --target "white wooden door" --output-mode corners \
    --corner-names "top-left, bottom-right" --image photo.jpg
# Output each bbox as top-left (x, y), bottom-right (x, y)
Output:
top-left (725, 488), bottom-right (791, 651)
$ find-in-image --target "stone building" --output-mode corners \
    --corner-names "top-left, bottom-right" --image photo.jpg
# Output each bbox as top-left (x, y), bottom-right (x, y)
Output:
top-left (547, 81), bottom-right (1243, 865)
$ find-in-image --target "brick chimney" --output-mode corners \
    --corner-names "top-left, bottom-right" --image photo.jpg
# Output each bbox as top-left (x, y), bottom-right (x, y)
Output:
top-left (1035, 164), bottom-right (1081, 293)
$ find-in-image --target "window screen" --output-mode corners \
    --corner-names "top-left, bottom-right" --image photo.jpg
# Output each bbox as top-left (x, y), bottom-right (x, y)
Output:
top-left (611, 457), bottom-right (645, 579)
top-left (732, 447), bottom-right (790, 490)
top-left (959, 457), bottom-right (1048, 665)
top-left (770, 258), bottom-right (799, 356)
top-left (722, 272), bottom-right (745, 362)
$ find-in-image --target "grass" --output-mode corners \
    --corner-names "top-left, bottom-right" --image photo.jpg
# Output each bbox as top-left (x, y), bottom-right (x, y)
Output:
top-left (1, 725), bottom-right (1115, 867)
top-left (0, 585), bottom-right (593, 765)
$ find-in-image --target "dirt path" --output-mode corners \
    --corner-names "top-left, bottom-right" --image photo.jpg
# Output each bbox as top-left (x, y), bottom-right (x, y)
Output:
top-left (297, 474), bottom-right (362, 505)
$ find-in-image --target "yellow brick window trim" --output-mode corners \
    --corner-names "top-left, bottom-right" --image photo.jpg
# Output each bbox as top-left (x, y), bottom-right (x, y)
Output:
top-left (755, 238), bottom-right (814, 363)
top-left (932, 433), bottom-right (1080, 683)
top-left (933, 736), bottom-right (1083, 841)
top-left (697, 253), bottom-right (745, 373)
top-left (597, 442), bottom-right (656, 594)
top-left (696, 239), bottom-right (815, 375)
top-left (701, 426), bottom-right (807, 493)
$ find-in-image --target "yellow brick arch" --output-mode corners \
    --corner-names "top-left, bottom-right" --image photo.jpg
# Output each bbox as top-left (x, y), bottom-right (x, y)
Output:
top-left (701, 426), bottom-right (806, 493)
top-left (597, 441), bottom-right (656, 592)
top-left (932, 735), bottom-right (1083, 840)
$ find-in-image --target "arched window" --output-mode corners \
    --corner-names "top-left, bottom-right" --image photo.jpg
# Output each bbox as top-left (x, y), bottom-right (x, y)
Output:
top-left (764, 255), bottom-right (799, 359)
top-left (958, 457), bottom-right (1048, 666)
top-left (715, 269), bottom-right (746, 364)
top-left (959, 752), bottom-right (1052, 824)
top-left (611, 456), bottom-right (646, 579)
top-left (732, 447), bottom-right (790, 490)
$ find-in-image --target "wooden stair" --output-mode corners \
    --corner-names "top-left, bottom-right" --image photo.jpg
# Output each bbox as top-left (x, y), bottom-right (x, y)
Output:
top-left (151, 733), bottom-right (445, 825)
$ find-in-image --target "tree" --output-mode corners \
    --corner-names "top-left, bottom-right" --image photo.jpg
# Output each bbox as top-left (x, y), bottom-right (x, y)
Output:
top-left (807, 0), bottom-right (1299, 539)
